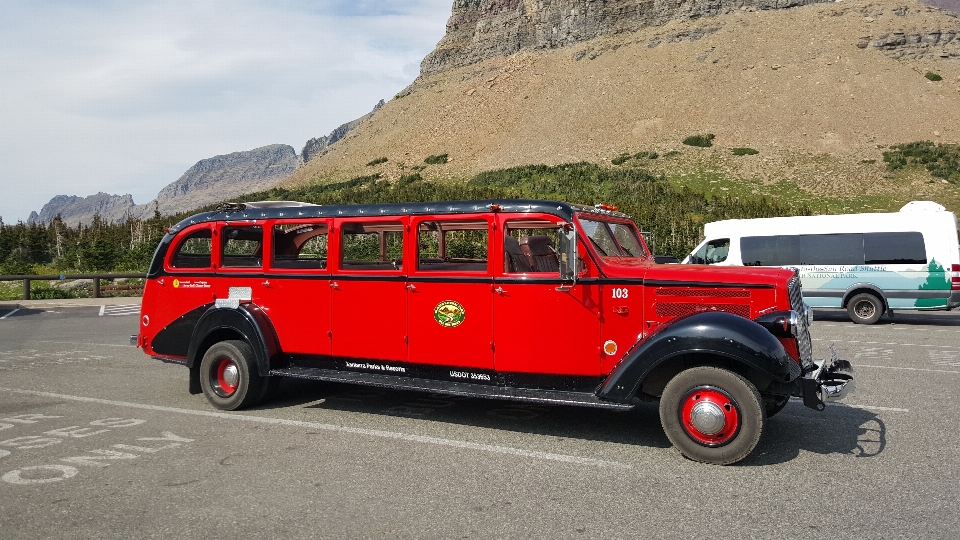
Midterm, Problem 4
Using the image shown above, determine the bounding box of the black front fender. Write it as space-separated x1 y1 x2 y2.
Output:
598 311 797 402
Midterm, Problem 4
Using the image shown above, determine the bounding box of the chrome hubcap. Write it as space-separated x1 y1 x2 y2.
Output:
221 364 239 387
689 401 726 435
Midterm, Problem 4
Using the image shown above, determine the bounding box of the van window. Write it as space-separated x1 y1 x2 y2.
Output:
742 232 927 266
863 232 926 264
418 220 488 272
340 221 404 270
690 238 730 264
171 229 212 269
221 226 263 268
273 224 328 269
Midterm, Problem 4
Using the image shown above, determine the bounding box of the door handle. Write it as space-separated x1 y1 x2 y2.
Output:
261 280 271 287
330 281 339 289
495 286 506 295
406 284 417 291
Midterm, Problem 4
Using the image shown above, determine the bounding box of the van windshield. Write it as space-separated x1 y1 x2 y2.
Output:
579 218 647 258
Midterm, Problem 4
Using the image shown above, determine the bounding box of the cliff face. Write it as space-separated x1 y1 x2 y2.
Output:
420 0 835 75
153 144 298 216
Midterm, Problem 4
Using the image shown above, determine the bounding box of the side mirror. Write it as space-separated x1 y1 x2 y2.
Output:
557 223 578 291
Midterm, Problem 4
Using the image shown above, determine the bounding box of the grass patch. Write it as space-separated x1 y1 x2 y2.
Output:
682 134 715 148
424 154 449 165
731 147 759 156
925 72 943 82
366 157 388 166
613 151 659 165
883 141 960 184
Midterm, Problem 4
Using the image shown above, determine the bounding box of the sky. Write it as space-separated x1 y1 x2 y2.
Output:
0 0 452 224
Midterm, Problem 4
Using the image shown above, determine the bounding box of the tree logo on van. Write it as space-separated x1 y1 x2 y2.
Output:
434 300 465 328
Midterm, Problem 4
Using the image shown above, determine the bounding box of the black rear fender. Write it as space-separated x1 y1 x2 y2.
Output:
598 311 797 402
186 304 282 394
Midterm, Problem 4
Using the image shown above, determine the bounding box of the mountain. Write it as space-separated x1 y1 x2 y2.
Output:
286 0 960 212
28 193 138 228
300 100 385 165
151 144 298 216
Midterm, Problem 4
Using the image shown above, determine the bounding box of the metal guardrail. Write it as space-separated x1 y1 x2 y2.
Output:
0 273 145 300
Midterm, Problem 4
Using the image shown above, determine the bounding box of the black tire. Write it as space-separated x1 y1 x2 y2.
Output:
765 395 790 418
847 293 884 325
659 366 765 465
199 340 263 411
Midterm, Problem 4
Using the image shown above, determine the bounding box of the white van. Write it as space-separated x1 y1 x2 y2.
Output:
683 201 960 323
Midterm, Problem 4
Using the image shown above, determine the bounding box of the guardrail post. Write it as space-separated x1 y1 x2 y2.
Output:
23 279 30 300
93 279 101 299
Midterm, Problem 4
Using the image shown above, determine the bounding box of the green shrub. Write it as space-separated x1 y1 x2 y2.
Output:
611 153 631 165
424 154 449 165
682 134 715 148
731 147 759 156
663 150 681 158
366 157 388 167
925 72 942 82
883 141 960 184
635 151 658 160
29 286 75 300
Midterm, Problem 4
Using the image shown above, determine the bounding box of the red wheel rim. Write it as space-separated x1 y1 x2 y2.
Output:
679 386 740 447
213 357 239 397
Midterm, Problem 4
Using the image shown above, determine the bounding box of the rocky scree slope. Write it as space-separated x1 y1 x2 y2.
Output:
286 0 960 211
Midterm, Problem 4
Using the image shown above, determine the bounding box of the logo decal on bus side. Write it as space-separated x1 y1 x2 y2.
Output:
434 301 465 328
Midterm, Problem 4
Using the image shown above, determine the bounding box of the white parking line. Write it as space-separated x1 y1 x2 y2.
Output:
0 309 20 320
854 364 960 375
98 306 105 317
812 338 960 350
0 387 630 469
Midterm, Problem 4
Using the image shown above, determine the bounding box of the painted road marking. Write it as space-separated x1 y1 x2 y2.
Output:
101 305 139 317
0 309 20 320
855 364 960 375
0 387 629 469
812 338 960 350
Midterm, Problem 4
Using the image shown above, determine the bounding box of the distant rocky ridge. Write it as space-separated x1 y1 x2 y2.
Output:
419 0 835 76
300 100 385 165
29 100 385 226
28 193 139 227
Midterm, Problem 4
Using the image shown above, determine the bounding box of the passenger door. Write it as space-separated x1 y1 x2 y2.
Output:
260 221 332 356
492 216 602 376
406 216 495 371
329 218 408 363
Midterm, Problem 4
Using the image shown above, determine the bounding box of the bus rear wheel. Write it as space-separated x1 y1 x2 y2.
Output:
199 340 263 410
847 293 884 325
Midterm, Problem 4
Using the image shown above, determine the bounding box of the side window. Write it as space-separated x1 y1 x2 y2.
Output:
705 238 730 264
864 232 926 264
273 224 328 269
418 220 489 272
221 226 263 268
170 229 212 269
340 221 404 270
504 220 562 273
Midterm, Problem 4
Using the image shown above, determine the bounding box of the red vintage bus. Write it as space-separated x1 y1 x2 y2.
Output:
133 199 853 464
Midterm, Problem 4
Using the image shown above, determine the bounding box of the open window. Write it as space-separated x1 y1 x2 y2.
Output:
170 228 212 269
340 221 404 271
221 226 263 268
417 220 489 272
690 238 730 265
504 220 565 274
272 223 328 269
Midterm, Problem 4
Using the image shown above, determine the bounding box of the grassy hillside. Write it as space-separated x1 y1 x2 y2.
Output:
283 0 960 214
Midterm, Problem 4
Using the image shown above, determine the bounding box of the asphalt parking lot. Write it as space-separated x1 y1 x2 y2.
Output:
1 300 958 538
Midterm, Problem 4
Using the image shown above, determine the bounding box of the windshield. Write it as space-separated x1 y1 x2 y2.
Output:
579 218 648 258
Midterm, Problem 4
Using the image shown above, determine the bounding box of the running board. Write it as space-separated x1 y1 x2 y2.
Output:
269 366 634 411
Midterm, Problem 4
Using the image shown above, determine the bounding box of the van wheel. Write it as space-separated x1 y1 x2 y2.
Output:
199 340 263 411
659 367 765 465
847 293 884 324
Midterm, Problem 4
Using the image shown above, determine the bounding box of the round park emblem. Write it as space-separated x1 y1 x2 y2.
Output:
434 300 465 328
173 279 180 288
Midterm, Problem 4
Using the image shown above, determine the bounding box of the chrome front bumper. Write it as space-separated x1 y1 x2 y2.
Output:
798 351 855 411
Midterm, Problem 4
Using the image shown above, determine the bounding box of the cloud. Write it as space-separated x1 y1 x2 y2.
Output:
0 0 452 223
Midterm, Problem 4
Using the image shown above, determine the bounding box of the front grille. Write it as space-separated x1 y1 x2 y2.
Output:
655 302 751 318
788 275 815 370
